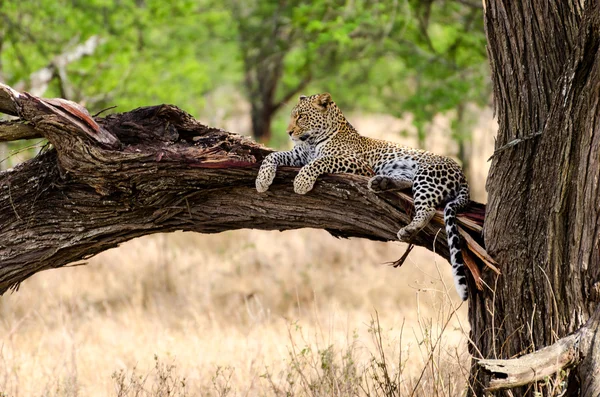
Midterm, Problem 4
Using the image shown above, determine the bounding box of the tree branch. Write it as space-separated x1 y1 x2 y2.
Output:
0 84 488 295
478 305 600 394
0 83 19 116
13 35 104 97
0 119 41 142
272 72 312 113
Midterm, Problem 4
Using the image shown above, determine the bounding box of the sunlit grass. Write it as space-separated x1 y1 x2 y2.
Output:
0 229 469 396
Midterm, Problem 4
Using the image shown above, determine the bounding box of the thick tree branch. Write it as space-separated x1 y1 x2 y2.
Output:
0 120 41 142
0 84 488 295
478 305 600 395
0 83 19 116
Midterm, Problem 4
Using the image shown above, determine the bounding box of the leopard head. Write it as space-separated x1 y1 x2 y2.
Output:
287 93 344 144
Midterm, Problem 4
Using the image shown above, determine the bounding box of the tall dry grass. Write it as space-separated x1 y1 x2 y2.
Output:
0 230 470 396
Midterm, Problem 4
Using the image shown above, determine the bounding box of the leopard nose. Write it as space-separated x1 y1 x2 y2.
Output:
287 129 293 136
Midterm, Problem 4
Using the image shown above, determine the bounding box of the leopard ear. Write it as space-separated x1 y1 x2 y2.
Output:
299 95 308 100
314 92 332 110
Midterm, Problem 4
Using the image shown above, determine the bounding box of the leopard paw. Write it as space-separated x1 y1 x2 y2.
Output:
368 175 413 192
293 175 315 195
368 175 391 192
397 227 415 242
256 180 270 193
256 165 276 193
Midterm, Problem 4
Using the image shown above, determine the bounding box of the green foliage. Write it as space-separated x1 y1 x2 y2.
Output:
322 1 490 146
0 0 240 114
0 0 490 152
233 0 489 147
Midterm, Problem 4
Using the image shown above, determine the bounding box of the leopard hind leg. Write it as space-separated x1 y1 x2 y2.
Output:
397 202 436 241
396 173 443 241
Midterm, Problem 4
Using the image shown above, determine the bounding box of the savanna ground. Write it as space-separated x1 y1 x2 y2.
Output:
0 110 495 396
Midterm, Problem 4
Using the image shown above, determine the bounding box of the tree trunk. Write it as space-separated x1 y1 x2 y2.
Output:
243 57 280 143
0 83 491 295
471 1 600 394
250 100 274 143
241 44 285 143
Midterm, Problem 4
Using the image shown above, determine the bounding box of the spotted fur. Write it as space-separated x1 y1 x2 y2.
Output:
256 93 470 300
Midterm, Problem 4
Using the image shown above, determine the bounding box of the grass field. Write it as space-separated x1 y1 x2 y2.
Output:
0 230 471 396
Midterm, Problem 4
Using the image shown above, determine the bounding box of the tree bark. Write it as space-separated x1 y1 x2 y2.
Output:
0 83 490 295
472 0 600 394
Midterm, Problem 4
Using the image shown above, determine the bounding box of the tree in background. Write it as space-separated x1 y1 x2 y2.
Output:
0 0 490 170
228 0 490 152
228 0 400 142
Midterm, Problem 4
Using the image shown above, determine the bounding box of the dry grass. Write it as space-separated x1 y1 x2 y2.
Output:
0 229 470 396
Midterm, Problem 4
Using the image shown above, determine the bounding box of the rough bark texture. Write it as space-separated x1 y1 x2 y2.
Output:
0 83 488 296
0 120 40 142
473 0 600 394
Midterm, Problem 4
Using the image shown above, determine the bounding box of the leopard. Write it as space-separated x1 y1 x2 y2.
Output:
255 93 470 300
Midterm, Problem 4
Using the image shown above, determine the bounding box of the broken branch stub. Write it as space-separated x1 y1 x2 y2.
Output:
478 305 600 395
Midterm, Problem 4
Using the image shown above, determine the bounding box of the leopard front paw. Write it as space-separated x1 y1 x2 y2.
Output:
293 175 315 195
256 165 276 193
368 175 391 192
397 227 415 242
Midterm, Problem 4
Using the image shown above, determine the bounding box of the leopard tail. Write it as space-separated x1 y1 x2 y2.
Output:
443 183 470 301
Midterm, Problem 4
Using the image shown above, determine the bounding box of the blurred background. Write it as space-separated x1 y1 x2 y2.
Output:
0 0 495 395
